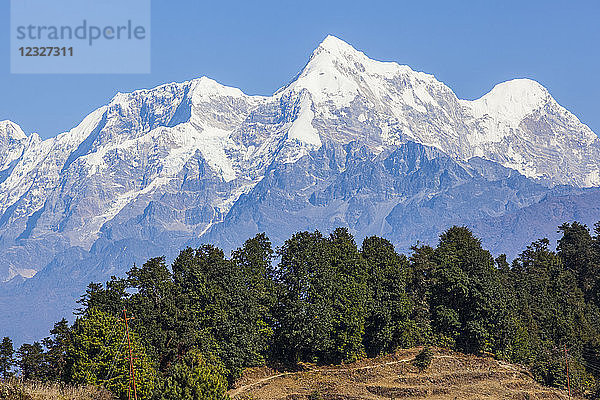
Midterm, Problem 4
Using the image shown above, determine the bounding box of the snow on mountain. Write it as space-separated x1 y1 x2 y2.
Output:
461 79 600 185
0 120 28 172
4 38 595 222
467 79 549 125
1 35 599 343
277 36 600 186
1 34 599 280
0 120 26 141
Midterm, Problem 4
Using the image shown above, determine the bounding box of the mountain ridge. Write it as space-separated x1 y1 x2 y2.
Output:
0 35 599 343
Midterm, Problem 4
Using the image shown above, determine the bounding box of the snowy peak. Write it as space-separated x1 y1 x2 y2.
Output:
282 36 364 105
467 79 551 124
313 35 367 60
456 77 600 186
0 36 598 205
108 77 249 109
273 37 599 187
0 121 28 171
190 76 248 102
310 35 404 74
0 120 27 141
284 35 439 110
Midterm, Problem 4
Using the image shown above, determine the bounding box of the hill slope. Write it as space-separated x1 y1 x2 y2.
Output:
230 348 579 400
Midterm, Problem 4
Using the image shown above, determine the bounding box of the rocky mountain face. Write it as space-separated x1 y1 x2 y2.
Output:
1 35 599 343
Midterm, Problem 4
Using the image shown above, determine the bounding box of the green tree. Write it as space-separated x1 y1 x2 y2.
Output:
16 342 45 380
413 346 433 371
65 308 156 399
594 222 600 307
231 233 277 352
0 337 15 379
127 257 179 372
428 226 505 354
361 236 415 356
228 234 277 366
273 231 327 364
328 228 368 363
510 238 595 390
156 349 229 400
407 245 435 345
274 229 367 364
171 245 225 357
76 278 128 317
172 239 276 381
558 222 599 301
46 223 600 394
41 319 72 381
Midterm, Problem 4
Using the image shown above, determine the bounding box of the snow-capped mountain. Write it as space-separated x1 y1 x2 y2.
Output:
0 121 28 171
275 36 600 185
1 35 599 343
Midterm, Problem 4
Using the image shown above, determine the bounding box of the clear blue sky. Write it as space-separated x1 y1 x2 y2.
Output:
1 0 599 139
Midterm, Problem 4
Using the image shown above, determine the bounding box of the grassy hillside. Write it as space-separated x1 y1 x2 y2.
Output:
0 379 113 400
229 348 581 400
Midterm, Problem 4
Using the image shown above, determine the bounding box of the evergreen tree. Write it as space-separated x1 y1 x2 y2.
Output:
127 257 179 371
361 236 415 356
274 229 367 364
156 349 229 400
229 234 277 365
17 342 45 380
65 308 156 399
172 240 276 381
428 226 505 353
76 278 128 317
41 319 72 381
327 228 368 363
558 222 599 301
0 337 15 379
407 245 435 345
594 222 600 307
23 222 600 395
274 231 328 364
511 238 595 390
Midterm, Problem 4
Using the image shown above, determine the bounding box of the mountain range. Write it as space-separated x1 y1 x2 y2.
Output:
1 35 599 343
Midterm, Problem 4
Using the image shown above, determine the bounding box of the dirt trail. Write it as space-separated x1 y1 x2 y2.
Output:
229 357 415 398
228 348 576 400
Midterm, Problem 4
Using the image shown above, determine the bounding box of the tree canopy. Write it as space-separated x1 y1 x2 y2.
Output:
8 223 600 398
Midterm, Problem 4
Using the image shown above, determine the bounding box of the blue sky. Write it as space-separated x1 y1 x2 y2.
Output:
1 0 599 139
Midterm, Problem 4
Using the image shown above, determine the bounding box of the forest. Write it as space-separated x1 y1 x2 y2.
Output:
1 222 599 399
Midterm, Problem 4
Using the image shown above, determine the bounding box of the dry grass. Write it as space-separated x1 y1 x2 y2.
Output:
229 347 583 400
0 378 114 400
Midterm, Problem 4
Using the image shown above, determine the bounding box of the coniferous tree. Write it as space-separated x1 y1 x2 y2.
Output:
274 229 368 364
156 349 229 400
76 278 128 317
20 221 600 395
230 234 277 366
428 226 505 353
327 228 368 363
558 222 599 301
127 257 179 371
362 236 415 356
273 231 327 364
65 308 156 399
41 319 72 381
172 239 276 381
511 238 595 390
17 342 45 380
0 337 15 379
407 244 435 345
